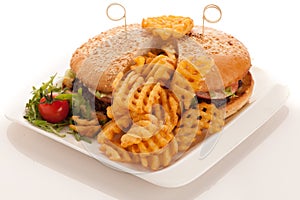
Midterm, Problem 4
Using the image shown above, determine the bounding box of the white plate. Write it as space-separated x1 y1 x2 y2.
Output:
5 67 289 188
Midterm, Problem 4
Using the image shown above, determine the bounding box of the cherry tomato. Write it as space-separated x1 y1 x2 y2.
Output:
38 94 70 123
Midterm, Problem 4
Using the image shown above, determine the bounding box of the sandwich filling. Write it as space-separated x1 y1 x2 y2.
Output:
196 72 252 108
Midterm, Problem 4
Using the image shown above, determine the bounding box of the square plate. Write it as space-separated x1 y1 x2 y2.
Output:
5 67 289 188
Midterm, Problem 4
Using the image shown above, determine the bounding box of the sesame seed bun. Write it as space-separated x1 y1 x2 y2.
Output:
70 24 152 93
69 24 254 118
188 26 253 118
188 26 252 92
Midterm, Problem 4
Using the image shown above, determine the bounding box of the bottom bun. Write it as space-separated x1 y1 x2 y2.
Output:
225 72 254 119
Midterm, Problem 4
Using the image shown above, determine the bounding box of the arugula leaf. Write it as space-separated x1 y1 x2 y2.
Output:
23 74 94 142
24 74 69 137
224 86 237 98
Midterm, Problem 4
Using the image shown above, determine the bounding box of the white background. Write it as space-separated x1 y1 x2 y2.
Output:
1 0 299 199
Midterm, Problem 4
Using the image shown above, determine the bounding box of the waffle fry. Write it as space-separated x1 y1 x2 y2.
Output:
121 116 162 148
70 115 101 137
97 120 178 170
111 71 145 130
137 52 176 86
174 108 199 151
146 59 175 85
112 71 124 90
176 57 214 92
126 124 174 153
142 15 194 40
98 62 181 170
176 59 203 91
98 134 132 162
135 138 178 170
174 102 225 151
145 51 157 64
97 46 225 171
69 124 101 137
155 88 179 129
97 121 123 144
170 71 195 110
198 102 225 134
125 84 179 152
128 82 161 114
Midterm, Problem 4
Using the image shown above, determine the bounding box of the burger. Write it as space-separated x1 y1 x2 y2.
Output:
60 16 255 170
63 23 253 123
189 26 254 118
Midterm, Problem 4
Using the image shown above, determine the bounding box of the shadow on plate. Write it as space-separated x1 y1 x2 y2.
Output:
6 105 289 200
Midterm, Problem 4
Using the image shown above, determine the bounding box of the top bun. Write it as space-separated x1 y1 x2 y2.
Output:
70 24 153 93
70 24 251 93
189 26 251 92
